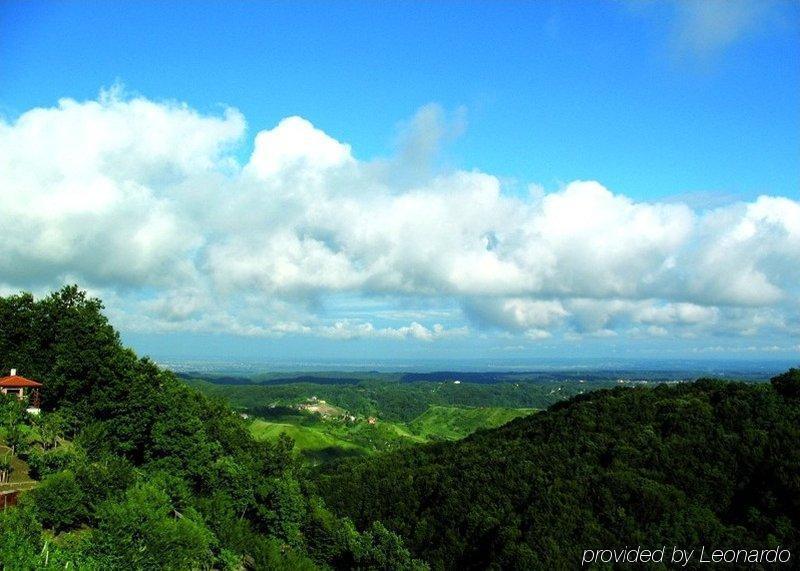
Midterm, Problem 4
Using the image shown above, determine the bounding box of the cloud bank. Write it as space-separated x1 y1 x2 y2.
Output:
1 91 798 347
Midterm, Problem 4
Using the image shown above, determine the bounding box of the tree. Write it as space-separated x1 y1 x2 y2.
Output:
253 476 307 548
5 424 27 456
0 394 26 430
72 455 136 522
35 411 66 450
360 521 428 571
31 470 87 532
26 446 82 479
0 286 423 569
771 368 800 399
316 377 800 569
0 454 11 484
88 482 215 570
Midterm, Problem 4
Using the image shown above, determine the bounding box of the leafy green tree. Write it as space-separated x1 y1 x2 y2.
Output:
0 287 433 569
35 411 66 450
303 497 363 566
254 476 307 548
88 482 215 570
0 394 26 430
72 455 136 522
26 445 82 479
318 379 800 569
32 470 87 532
360 521 428 571
0 454 11 484
208 455 255 519
5 424 27 456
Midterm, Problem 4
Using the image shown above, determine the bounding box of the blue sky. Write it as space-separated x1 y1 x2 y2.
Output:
1 1 799 364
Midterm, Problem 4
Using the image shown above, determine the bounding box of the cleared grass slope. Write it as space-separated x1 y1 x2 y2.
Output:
249 420 360 452
408 405 536 440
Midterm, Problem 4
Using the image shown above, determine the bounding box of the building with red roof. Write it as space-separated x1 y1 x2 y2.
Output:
0 369 42 409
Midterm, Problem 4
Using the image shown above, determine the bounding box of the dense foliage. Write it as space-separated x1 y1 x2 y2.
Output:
0 287 425 569
316 374 800 569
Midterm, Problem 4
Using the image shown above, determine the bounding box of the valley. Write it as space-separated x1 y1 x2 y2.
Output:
246 403 533 463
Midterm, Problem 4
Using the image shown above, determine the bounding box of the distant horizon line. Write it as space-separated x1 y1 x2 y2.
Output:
157 356 798 375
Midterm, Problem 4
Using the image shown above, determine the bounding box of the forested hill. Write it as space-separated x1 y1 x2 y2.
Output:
315 372 800 570
0 287 425 569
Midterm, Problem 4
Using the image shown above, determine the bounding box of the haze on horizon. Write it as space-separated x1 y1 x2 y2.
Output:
1 0 799 363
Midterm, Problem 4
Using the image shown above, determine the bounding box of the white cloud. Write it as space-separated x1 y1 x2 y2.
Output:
1 90 798 345
671 0 783 57
0 88 243 287
464 298 568 336
246 116 353 180
524 329 552 341
314 321 468 342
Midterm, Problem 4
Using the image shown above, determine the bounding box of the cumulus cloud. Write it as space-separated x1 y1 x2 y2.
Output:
0 89 243 287
246 116 354 180
1 90 798 346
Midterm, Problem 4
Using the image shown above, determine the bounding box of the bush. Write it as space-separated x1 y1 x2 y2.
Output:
88 482 215 570
27 446 81 479
0 505 43 567
31 470 87 532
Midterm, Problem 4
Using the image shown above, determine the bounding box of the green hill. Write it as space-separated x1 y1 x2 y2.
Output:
249 415 429 463
247 405 535 464
316 374 800 570
250 419 365 463
408 405 535 440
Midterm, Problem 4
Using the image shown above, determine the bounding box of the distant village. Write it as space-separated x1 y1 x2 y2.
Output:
297 396 378 425
244 395 379 426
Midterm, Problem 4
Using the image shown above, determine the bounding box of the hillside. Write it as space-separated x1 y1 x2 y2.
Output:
408 405 535 440
249 419 365 463
0 287 426 570
316 373 800 570
247 405 525 464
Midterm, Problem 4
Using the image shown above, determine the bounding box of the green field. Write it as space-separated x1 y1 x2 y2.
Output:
249 404 535 463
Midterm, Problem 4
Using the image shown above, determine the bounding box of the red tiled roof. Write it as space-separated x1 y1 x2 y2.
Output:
0 375 42 388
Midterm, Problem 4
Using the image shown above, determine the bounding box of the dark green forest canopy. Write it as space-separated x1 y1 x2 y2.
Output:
315 373 800 570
